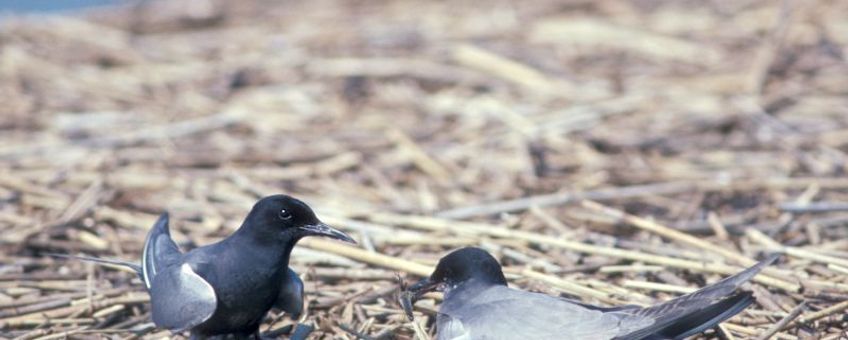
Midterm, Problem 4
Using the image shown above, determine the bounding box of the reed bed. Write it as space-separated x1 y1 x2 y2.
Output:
1 0 847 338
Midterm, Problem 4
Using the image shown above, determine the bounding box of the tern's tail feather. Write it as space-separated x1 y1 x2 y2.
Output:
617 253 780 340
650 292 754 340
48 253 143 277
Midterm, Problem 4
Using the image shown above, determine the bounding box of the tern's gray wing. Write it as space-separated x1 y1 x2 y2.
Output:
273 267 305 319
150 262 217 332
141 213 183 289
615 254 779 340
438 285 651 340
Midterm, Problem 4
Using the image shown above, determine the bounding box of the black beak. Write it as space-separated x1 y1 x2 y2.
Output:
299 222 356 244
400 277 441 320
407 277 441 302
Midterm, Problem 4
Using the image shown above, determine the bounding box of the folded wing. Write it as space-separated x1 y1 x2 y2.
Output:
150 263 217 332
615 254 780 340
273 267 305 319
439 285 651 340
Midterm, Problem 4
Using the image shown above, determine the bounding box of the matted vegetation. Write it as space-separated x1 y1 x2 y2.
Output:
1 0 847 338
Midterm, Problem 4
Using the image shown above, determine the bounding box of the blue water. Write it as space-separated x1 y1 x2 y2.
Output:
0 0 123 13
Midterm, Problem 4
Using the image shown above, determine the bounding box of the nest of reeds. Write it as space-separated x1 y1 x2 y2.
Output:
1 0 847 338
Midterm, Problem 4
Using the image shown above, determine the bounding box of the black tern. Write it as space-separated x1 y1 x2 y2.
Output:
403 247 778 340
55 194 355 339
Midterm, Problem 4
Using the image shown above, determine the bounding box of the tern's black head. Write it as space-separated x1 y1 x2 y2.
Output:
430 247 507 287
405 247 506 304
240 195 355 244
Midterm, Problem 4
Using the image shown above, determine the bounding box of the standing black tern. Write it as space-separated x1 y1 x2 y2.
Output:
403 247 778 340
54 194 355 339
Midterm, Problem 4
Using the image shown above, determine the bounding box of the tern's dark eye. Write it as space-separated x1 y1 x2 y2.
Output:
278 209 292 220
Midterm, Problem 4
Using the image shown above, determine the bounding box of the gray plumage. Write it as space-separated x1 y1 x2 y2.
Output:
406 247 778 340
143 213 218 333
436 283 651 340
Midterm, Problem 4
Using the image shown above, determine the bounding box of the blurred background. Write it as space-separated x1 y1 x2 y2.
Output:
1 0 847 338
